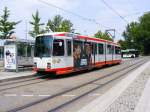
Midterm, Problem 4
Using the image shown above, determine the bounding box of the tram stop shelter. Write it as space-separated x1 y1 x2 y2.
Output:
4 39 34 72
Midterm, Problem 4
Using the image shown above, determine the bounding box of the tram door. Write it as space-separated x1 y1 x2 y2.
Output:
92 43 97 66
84 42 93 68
73 40 92 69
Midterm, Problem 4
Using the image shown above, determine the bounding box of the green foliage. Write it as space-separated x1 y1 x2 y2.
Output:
117 40 128 50
60 19 73 32
29 10 45 38
94 30 113 41
0 7 20 39
139 12 150 55
122 22 139 49
122 12 150 55
46 15 73 32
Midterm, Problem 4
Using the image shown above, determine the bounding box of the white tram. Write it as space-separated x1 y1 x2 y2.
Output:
33 32 121 75
121 49 139 58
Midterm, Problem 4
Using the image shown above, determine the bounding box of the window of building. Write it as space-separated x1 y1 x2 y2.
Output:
27 45 32 57
0 47 4 59
17 43 27 57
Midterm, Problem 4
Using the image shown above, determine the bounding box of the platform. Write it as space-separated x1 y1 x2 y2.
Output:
78 60 150 112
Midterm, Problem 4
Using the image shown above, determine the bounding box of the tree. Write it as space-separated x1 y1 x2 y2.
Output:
29 10 44 38
122 22 139 49
94 30 113 41
138 12 150 55
117 39 128 50
60 19 73 32
46 15 73 32
122 12 150 55
0 7 20 39
53 15 63 32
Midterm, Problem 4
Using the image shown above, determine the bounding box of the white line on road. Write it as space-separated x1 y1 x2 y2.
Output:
4 94 17 96
21 94 34 97
38 94 51 97
62 94 76 97
88 93 101 96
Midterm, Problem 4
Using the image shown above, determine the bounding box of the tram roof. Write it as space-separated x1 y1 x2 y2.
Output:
37 32 120 46
121 49 139 52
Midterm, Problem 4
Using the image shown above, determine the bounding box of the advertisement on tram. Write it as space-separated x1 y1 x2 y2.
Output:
73 40 92 69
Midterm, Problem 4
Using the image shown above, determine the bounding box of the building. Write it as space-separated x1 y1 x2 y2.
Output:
0 39 6 60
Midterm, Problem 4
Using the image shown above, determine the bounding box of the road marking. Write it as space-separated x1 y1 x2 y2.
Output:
62 94 76 97
88 93 101 96
38 94 51 97
4 94 17 96
21 94 34 97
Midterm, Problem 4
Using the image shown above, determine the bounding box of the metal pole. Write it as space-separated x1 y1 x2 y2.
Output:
15 43 18 72
25 20 28 41
105 29 116 41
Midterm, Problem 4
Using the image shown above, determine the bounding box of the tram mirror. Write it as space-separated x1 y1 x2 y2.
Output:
59 42 62 46
54 40 63 47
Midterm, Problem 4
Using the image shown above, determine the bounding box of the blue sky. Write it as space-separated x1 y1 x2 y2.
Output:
0 0 149 41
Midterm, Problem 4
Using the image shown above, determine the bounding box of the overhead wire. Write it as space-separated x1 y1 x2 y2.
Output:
37 0 112 29
100 0 129 23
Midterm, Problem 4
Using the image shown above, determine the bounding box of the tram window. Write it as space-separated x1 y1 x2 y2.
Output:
67 40 72 56
53 39 64 56
112 46 115 54
91 43 97 55
95 43 97 54
91 43 94 55
107 45 112 54
98 43 104 54
115 47 121 54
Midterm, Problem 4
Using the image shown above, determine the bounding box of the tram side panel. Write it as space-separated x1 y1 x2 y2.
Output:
51 38 73 74
113 46 122 64
97 42 105 67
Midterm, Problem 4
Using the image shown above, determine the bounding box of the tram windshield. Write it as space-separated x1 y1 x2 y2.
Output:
34 36 53 57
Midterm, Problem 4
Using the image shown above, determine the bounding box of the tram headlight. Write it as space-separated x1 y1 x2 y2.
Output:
34 62 37 68
47 63 51 69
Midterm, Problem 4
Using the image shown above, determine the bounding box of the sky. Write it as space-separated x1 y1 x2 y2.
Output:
0 0 149 41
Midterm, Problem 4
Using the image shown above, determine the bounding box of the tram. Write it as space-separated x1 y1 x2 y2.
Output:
33 32 121 75
121 49 139 58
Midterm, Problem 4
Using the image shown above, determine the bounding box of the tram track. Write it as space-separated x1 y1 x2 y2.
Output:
48 59 148 112
0 75 45 86
0 74 50 92
0 57 139 93
7 57 149 112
